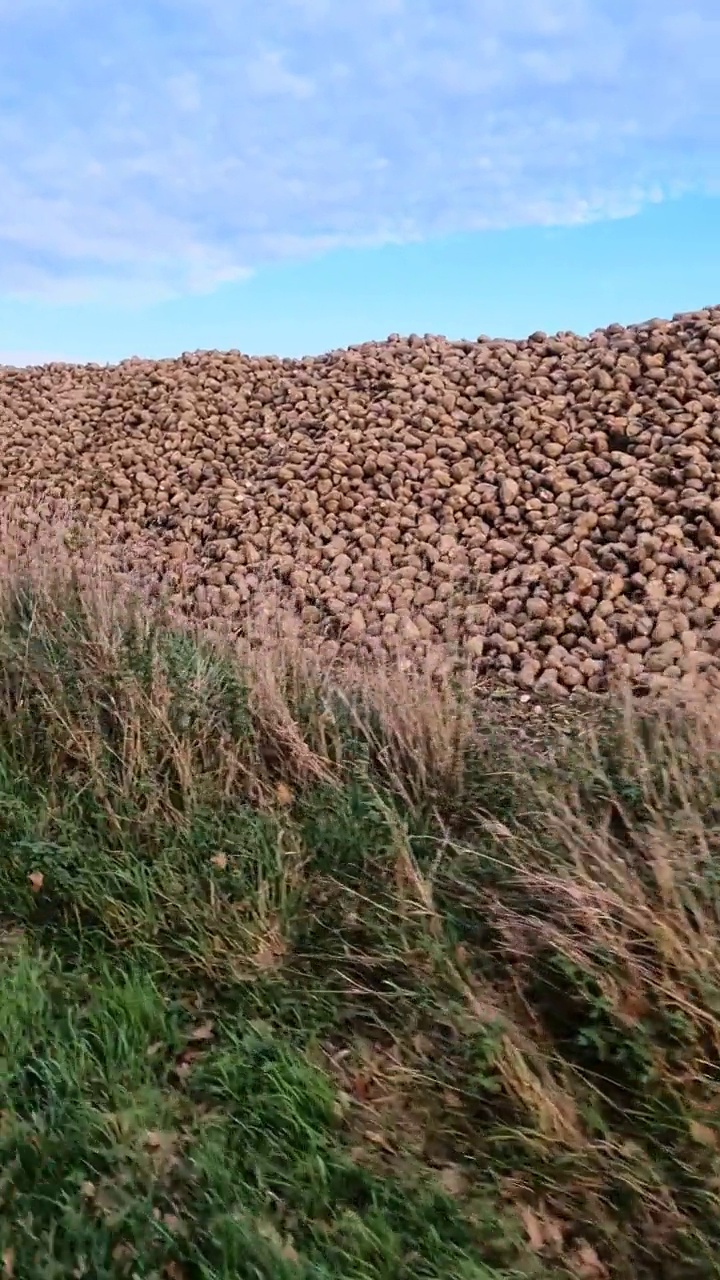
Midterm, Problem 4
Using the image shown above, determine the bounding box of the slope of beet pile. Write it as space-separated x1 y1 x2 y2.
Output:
3 306 720 694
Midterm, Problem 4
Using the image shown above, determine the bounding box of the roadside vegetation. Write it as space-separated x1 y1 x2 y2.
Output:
0 524 719 1279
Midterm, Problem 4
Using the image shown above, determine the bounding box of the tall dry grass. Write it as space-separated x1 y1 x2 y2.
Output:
1 496 720 1276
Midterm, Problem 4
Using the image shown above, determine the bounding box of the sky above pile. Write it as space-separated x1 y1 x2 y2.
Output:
1 0 719 363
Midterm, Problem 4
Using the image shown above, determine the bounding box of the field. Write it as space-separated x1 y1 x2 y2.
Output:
1 526 719 1279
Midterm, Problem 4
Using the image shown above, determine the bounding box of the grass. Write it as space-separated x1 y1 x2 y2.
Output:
1 524 720 1276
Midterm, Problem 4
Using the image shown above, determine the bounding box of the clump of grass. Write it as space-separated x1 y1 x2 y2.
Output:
0 512 719 1278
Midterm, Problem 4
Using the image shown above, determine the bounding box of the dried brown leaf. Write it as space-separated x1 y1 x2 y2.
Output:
437 1165 468 1196
174 1049 202 1080
518 1204 565 1253
255 930 287 970
256 1218 300 1262
412 1032 433 1057
364 1128 394 1151
519 1206 545 1252
112 1243 136 1264
568 1241 608 1279
350 1073 371 1102
189 1020 215 1042
689 1120 718 1147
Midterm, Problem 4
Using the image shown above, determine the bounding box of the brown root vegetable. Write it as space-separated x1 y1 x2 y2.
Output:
3 308 720 692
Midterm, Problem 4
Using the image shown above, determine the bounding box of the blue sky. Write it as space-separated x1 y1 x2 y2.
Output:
1 1 719 365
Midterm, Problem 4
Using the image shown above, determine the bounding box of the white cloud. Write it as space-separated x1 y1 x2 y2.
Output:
0 0 718 302
244 48 316 99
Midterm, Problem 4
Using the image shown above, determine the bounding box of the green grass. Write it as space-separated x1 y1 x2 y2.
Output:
1 564 720 1278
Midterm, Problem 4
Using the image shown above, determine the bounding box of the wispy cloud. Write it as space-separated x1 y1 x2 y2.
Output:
0 0 718 302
